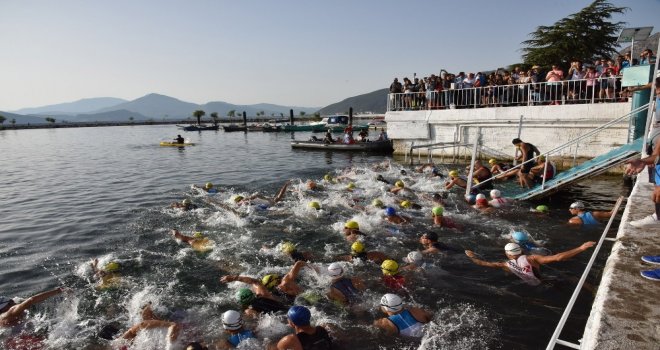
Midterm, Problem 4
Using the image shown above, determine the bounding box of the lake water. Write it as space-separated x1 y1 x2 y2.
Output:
0 125 628 349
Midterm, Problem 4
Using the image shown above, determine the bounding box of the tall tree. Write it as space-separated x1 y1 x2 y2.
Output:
11 118 16 125
210 112 219 125
0 115 5 124
193 110 206 125
521 0 627 69
45 117 56 124
227 110 236 119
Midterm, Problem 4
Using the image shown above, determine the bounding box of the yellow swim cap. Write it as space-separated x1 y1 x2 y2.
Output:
193 232 203 238
347 183 356 190
104 261 120 272
281 242 296 254
205 182 213 189
232 195 244 202
400 200 411 208
323 174 333 182
182 199 192 206
345 221 359 230
538 155 546 162
488 159 497 165
448 170 459 177
261 274 281 289
309 201 321 210
381 260 399 276
395 180 405 188
372 199 384 208
351 241 365 253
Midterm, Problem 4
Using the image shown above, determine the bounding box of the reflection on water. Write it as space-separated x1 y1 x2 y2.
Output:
0 126 626 349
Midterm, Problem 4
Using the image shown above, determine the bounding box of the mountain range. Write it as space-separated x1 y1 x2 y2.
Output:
1 90 388 125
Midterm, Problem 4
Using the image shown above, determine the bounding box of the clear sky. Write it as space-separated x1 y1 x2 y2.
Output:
0 0 658 111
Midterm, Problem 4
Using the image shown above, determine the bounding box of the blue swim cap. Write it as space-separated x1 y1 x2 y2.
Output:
512 231 529 243
384 206 396 216
257 204 269 210
465 194 476 204
287 305 311 326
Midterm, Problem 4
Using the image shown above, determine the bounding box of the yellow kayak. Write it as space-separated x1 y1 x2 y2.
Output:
160 141 195 147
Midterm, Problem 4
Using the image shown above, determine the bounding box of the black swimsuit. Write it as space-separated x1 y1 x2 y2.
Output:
249 297 288 314
296 326 332 350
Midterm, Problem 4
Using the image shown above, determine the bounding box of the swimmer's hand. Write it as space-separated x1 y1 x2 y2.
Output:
220 275 237 283
465 250 477 258
167 323 179 341
624 159 646 175
580 241 596 250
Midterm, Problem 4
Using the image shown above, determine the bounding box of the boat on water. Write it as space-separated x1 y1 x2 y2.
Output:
160 141 195 147
307 115 370 133
291 139 393 152
282 121 327 132
262 123 282 132
179 124 219 131
223 124 247 132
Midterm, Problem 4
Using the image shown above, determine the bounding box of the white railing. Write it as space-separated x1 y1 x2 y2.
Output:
387 77 625 111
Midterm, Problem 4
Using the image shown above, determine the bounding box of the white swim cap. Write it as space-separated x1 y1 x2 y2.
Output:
490 189 501 198
404 251 423 264
328 262 344 277
570 201 585 209
504 243 522 255
222 310 243 330
476 193 486 200
380 293 403 312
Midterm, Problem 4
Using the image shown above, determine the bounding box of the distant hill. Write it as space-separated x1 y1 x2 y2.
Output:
13 97 127 115
93 93 198 119
74 109 150 122
318 88 388 115
0 111 46 125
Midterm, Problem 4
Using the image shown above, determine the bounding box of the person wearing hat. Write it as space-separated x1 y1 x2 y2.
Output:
390 180 411 195
192 182 218 194
416 163 443 178
567 201 612 225
530 204 550 215
530 155 556 183
171 229 215 253
271 305 332 350
0 287 65 327
431 206 457 229
419 232 460 254
510 231 551 256
445 170 468 190
339 241 389 264
488 158 512 176
326 262 365 305
374 293 432 337
470 160 494 191
170 198 197 210
381 260 406 290
214 310 256 349
400 251 428 272
280 241 314 262
342 220 365 242
383 206 411 225
91 258 123 290
472 196 493 212
464 241 595 285
488 189 509 208
512 138 541 189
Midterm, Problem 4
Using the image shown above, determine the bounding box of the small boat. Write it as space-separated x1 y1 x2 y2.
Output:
180 124 219 131
307 115 370 133
283 123 327 132
223 124 247 132
160 141 195 147
262 122 282 132
290 139 393 152
247 124 264 132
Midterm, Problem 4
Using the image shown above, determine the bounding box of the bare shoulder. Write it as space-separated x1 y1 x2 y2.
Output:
277 334 302 350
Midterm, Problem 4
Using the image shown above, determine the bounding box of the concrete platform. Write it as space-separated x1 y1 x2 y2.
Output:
582 179 660 349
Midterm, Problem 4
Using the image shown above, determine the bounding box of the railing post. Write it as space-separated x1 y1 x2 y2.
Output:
541 155 549 190
513 115 523 166
591 82 596 104
465 128 481 197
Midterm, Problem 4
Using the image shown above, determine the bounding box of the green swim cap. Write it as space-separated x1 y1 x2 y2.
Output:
236 288 255 306
432 206 444 216
104 261 120 272
193 232 203 238
535 205 549 213
309 201 321 210
372 199 384 208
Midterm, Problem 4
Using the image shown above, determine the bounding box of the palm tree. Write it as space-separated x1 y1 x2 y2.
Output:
45 117 56 124
227 110 236 120
299 111 306 117
193 110 206 125
0 115 5 124
11 118 16 126
128 116 134 123
210 112 219 125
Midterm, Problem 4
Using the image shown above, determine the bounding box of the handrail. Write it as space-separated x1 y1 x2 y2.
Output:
545 196 625 350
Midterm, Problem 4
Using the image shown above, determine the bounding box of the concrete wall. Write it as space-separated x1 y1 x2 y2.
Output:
386 102 633 159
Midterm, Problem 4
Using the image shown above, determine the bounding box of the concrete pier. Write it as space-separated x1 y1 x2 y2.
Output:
581 178 660 349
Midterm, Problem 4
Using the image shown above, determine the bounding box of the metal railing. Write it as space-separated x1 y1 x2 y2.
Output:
387 77 625 111
545 196 625 350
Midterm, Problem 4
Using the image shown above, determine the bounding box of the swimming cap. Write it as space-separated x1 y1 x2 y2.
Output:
351 241 365 253
381 260 399 276
512 138 522 145
345 221 359 229
512 231 529 243
476 198 489 206
421 232 438 241
372 199 384 208
465 194 476 204
380 293 403 312
504 243 522 256
432 206 444 216
323 174 332 182
476 193 486 200
327 262 344 277
400 200 411 209
222 310 243 330
570 201 585 209
232 195 244 202
193 232 203 238
535 205 549 213
104 261 120 272
236 288 255 306
205 182 213 189
182 199 192 206
488 159 497 165
538 156 546 162
404 251 423 264
287 305 311 326
261 274 281 289
309 201 321 210
384 206 396 216
347 183 356 190
395 180 405 188
490 189 501 198
448 170 459 177
281 242 296 254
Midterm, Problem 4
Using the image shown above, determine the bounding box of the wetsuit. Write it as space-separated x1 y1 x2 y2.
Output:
521 143 540 174
330 277 360 304
271 287 296 305
577 212 599 225
228 329 255 347
387 310 425 337
296 326 332 350
383 274 406 290
506 255 542 286
248 297 288 314
520 242 551 256
431 242 462 253
290 250 307 262
351 252 368 261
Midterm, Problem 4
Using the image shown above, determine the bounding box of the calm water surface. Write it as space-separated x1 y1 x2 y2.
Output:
0 125 628 349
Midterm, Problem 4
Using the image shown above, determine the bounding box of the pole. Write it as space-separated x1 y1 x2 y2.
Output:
242 111 247 126
641 36 660 155
513 115 523 165
349 107 353 127
465 128 480 197
630 38 635 67
289 109 294 125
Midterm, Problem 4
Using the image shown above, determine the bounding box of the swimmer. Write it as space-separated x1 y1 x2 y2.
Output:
419 232 460 254
568 201 613 225
416 163 443 177
470 160 494 192
192 182 218 194
0 287 65 327
430 206 457 229
375 174 390 184
326 263 365 305
373 293 432 337
400 200 422 210
530 205 550 215
280 242 314 262
343 220 366 242
530 156 556 183
305 180 323 192
233 181 291 207
472 196 493 213
488 158 512 175
214 310 256 349
511 231 552 256
322 174 337 184
269 306 332 350
488 189 510 208
383 206 410 224
345 182 357 192
220 261 305 306
464 241 596 285
445 170 468 190
308 201 321 211
91 258 122 290
400 251 428 272
171 198 197 210
229 287 288 317
390 180 407 194
171 229 214 252
98 304 180 344
339 241 389 264
371 198 385 210
381 260 406 290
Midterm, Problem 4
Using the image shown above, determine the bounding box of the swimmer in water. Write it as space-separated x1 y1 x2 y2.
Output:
400 251 428 272
416 163 444 178
280 242 314 262
430 206 457 229
371 198 385 210
343 220 366 242
373 293 432 337
488 189 510 208
171 198 197 210
326 262 365 305
390 180 408 195
568 201 613 225
339 241 389 264
91 259 122 290
375 174 390 184
464 241 596 285
488 158 512 176
381 260 406 290
400 200 422 210
192 182 218 194
419 232 461 254
530 205 550 215
213 310 256 349
445 170 468 190
473 196 493 213
226 285 288 317
383 206 411 224
234 181 291 207
221 261 305 306
511 231 551 256
269 306 333 350
171 229 215 252
0 287 65 327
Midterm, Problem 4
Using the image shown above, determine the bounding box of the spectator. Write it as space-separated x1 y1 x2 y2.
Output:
389 78 402 110
640 49 656 65
545 64 564 105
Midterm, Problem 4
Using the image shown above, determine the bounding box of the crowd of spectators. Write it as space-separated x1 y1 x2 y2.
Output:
389 49 656 111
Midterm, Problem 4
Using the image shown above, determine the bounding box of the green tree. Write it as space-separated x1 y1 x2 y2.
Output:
193 110 206 125
210 112 219 125
227 110 236 119
0 115 5 124
11 118 16 126
521 0 627 70
129 116 134 123
299 111 306 117
45 117 56 124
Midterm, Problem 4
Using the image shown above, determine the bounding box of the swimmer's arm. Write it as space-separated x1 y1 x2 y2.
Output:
568 216 583 225
122 320 178 341
12 287 64 315
592 210 613 220
276 334 303 350
373 318 398 336
531 241 595 265
464 251 507 269
283 261 305 283
327 287 347 304
220 275 269 295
